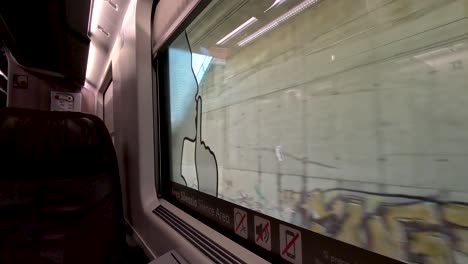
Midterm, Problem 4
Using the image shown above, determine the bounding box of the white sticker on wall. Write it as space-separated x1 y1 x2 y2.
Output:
50 91 81 112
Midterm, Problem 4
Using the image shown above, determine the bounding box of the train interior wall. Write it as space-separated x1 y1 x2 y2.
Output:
4 51 95 113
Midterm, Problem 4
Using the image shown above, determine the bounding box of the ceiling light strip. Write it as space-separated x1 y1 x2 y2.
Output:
238 0 319 47
98 25 111 37
89 0 104 35
105 0 119 11
0 70 7 80
216 17 258 45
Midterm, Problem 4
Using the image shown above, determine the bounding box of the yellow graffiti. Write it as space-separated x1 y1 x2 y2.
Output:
443 204 468 227
453 229 468 255
385 203 438 225
280 189 468 263
335 202 364 247
306 191 344 219
310 222 326 235
409 232 452 264
367 216 404 260
307 191 331 218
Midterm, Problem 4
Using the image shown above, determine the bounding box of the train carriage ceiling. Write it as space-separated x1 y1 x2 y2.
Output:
0 0 92 85
85 0 131 88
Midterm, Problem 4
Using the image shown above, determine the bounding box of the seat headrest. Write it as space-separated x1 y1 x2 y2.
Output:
0 108 115 179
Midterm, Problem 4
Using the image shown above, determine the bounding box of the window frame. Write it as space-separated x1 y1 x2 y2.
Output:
151 3 287 259
151 2 403 263
152 0 212 200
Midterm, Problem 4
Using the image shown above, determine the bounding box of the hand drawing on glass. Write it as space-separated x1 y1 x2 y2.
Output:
168 32 219 197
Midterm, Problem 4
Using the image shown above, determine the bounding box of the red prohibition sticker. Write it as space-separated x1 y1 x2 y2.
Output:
279 224 302 264
254 216 271 251
233 208 248 239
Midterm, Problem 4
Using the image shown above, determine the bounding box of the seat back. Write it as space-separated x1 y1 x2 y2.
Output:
0 108 126 264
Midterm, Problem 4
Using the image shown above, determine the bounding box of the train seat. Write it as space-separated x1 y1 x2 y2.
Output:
0 108 128 264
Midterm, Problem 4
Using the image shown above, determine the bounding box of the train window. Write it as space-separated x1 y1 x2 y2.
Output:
157 0 468 263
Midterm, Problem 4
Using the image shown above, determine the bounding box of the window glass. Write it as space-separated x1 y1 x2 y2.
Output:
165 0 468 262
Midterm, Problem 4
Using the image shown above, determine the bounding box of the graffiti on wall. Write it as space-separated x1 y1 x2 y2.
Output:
220 184 468 264
277 189 468 264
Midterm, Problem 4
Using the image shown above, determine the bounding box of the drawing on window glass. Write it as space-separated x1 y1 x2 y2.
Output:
168 32 218 197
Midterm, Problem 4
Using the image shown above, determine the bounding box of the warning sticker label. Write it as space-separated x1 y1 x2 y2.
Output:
234 208 248 239
254 216 271 251
280 224 302 264
168 182 402 264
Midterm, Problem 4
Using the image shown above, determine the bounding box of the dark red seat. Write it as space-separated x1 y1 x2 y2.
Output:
0 108 127 264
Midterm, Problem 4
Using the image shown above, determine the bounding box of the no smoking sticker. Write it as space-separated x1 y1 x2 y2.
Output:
254 216 271 251
280 224 302 264
234 208 248 239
